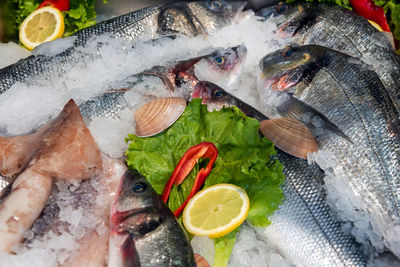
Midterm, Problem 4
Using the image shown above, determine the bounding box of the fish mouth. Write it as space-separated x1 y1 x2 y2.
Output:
112 206 162 236
259 74 296 91
192 82 209 103
112 206 153 228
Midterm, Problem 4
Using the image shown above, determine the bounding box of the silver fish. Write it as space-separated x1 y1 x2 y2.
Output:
0 0 247 94
0 45 246 202
260 2 400 112
192 81 366 267
259 45 400 258
78 45 247 120
109 169 195 267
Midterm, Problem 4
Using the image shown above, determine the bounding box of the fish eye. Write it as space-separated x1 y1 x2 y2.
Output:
283 48 293 57
213 89 224 98
214 56 225 65
277 5 288 14
132 182 146 193
209 1 222 10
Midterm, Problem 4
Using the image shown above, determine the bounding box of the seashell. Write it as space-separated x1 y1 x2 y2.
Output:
260 118 318 159
134 97 186 137
194 253 211 267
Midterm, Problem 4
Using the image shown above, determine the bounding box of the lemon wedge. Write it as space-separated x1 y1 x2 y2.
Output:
183 184 249 238
19 6 65 51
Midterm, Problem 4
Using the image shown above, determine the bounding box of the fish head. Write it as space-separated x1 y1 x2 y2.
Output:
275 4 313 37
192 81 266 121
186 1 248 33
110 170 164 237
259 45 316 91
192 81 232 106
256 2 290 20
194 45 247 88
257 3 309 37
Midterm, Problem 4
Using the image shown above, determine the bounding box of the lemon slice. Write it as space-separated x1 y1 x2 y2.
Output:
19 6 65 50
183 184 249 238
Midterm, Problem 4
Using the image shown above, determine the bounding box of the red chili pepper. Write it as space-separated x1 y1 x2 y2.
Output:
350 0 390 32
161 142 218 217
38 0 70 12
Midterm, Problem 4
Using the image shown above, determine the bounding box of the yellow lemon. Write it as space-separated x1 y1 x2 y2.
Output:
183 184 249 238
19 6 65 51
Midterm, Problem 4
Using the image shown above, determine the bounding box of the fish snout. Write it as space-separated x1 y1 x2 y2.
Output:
228 1 251 23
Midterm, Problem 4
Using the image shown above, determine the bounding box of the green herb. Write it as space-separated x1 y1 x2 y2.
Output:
63 0 100 36
125 98 285 266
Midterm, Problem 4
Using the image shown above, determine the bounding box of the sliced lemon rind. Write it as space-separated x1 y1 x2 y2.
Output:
183 184 249 238
19 6 65 51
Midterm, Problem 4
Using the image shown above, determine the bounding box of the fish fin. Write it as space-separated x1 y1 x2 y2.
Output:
277 95 352 142
260 118 318 159
121 236 140 267
106 88 133 93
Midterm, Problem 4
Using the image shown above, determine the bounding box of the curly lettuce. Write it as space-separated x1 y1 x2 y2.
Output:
126 99 285 266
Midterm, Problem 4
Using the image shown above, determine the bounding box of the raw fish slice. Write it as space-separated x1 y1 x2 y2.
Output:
0 132 43 177
30 99 102 179
0 99 102 253
0 99 102 180
0 167 52 252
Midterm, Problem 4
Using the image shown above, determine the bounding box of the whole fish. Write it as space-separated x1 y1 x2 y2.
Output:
259 45 400 258
0 45 246 200
79 45 247 120
109 169 195 267
0 0 246 94
192 81 366 267
257 3 400 111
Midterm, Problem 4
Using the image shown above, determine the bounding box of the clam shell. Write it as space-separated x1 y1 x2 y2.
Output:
260 118 318 159
134 97 186 137
194 254 211 267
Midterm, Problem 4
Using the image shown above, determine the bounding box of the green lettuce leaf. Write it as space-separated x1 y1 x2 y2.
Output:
214 227 240 267
126 98 285 266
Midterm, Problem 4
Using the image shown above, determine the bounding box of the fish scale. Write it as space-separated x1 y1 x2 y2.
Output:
0 1 246 94
261 152 366 267
259 44 400 258
279 3 400 112
0 5 161 94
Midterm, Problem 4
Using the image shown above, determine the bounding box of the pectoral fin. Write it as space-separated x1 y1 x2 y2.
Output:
277 95 351 142
260 118 318 159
